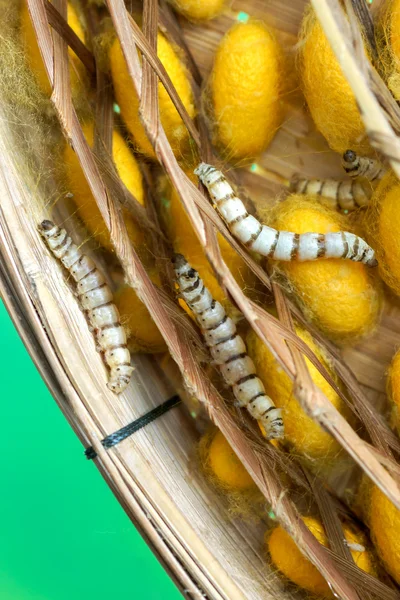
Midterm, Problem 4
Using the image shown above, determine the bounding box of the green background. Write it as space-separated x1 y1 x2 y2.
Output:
0 301 181 600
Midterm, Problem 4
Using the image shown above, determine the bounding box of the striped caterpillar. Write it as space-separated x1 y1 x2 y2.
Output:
195 163 378 267
290 176 370 211
38 220 133 394
173 253 284 440
342 150 386 182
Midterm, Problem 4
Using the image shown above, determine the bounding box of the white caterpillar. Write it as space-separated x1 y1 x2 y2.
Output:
290 175 370 211
342 150 386 182
38 220 133 394
173 254 284 440
195 163 377 267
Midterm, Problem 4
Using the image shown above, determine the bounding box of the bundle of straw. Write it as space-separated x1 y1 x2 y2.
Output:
2 0 400 598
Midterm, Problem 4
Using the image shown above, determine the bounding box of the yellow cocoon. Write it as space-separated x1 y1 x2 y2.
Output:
267 516 377 598
368 486 400 584
387 348 400 434
210 21 284 160
247 326 347 467
163 173 258 315
110 32 195 159
268 195 381 343
114 273 167 354
167 0 225 21
365 170 400 296
64 123 145 254
20 1 86 99
298 9 370 154
205 430 255 491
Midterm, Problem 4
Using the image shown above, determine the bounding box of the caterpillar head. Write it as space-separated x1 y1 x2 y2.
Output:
194 162 219 186
38 219 57 238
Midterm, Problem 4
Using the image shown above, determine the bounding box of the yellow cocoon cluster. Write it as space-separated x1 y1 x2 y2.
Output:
205 430 255 491
64 123 145 254
298 8 370 154
20 1 87 99
267 516 377 598
268 195 381 343
365 170 400 296
114 272 167 354
162 173 258 316
210 21 284 160
110 32 195 159
167 0 225 21
247 326 347 467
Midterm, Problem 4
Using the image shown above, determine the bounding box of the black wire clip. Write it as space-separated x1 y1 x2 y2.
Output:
85 394 181 460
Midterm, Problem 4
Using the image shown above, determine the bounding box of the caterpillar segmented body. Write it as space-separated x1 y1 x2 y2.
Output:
38 220 133 394
173 253 284 440
290 176 370 211
195 163 378 267
342 150 385 182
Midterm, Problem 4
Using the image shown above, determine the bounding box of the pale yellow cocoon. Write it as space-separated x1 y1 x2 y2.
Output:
268 195 381 343
109 32 195 159
167 0 226 21
298 8 371 154
365 170 400 296
64 123 145 254
114 271 167 354
267 516 377 598
20 1 87 99
247 326 347 468
161 171 259 316
205 430 255 491
210 21 284 160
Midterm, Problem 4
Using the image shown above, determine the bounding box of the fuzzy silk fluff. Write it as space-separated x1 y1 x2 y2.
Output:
267 516 377 598
63 123 145 254
298 8 371 154
20 1 87 101
268 195 382 343
209 20 284 160
109 32 195 159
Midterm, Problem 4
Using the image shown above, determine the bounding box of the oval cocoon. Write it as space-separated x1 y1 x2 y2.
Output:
369 485 400 584
387 347 400 434
205 430 255 491
298 9 370 154
114 274 167 354
268 195 381 343
162 172 258 316
365 170 400 296
267 516 377 598
210 21 284 160
167 0 225 21
64 123 145 254
110 32 195 159
247 326 347 468
20 1 87 99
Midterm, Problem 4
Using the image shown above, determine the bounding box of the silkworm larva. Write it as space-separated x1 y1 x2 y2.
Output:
195 163 377 267
38 220 133 394
173 253 284 440
290 176 370 211
342 150 386 182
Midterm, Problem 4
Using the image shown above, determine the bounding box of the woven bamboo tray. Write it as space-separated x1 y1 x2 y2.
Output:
2 0 400 598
